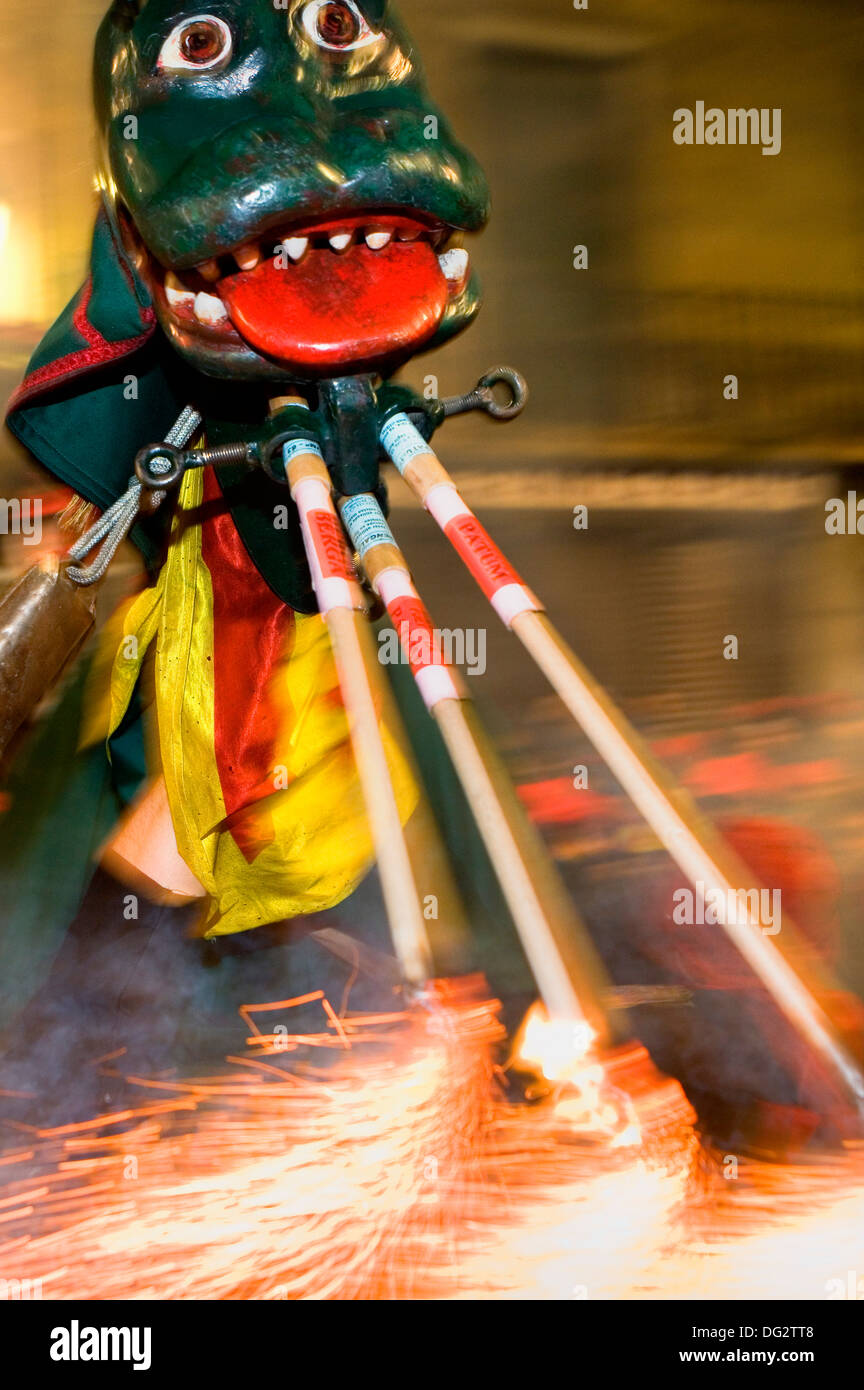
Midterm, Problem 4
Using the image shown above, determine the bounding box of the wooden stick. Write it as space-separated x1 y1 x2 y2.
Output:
339 492 611 1039
276 417 433 986
434 697 608 1036
380 412 864 1108
326 606 434 986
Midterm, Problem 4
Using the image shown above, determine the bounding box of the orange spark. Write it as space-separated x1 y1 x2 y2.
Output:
1 985 862 1300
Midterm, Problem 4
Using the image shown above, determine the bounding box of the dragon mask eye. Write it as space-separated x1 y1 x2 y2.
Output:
300 0 381 53
158 15 233 72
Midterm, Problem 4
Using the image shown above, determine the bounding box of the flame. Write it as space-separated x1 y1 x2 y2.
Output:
513 1001 643 1148
515 1002 596 1081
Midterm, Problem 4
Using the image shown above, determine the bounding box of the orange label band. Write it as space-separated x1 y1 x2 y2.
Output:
388 595 446 675
443 513 524 598
306 509 355 583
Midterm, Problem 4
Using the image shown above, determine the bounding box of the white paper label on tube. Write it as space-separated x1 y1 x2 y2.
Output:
341 494 396 557
379 414 431 474
282 437 324 466
316 576 356 615
425 483 469 528
376 569 414 605
415 664 462 711
491 583 543 627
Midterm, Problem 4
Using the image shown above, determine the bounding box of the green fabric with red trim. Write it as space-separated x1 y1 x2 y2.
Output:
4 204 316 603
5 205 188 567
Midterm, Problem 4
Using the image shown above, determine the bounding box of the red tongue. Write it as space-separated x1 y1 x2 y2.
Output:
220 240 448 371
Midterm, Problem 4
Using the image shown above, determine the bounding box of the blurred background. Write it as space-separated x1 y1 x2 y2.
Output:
4 0 863 458
1 0 864 1137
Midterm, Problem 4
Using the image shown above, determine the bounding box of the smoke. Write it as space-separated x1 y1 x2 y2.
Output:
0 865 399 1135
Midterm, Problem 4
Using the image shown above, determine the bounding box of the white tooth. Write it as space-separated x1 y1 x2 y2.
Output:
365 230 392 250
193 291 228 326
198 259 221 282
280 236 309 263
235 243 260 271
329 232 353 252
438 248 469 284
165 273 194 310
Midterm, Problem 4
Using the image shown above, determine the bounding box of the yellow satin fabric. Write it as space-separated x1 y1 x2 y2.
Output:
84 469 417 936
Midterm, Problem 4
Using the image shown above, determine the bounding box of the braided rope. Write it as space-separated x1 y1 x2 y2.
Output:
66 406 201 587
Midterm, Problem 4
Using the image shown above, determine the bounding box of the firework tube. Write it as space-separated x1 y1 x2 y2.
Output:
340 490 611 1039
340 493 462 711
277 413 433 986
381 412 864 1111
380 415 542 627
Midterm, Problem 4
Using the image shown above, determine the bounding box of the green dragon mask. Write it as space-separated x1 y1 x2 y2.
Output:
6 0 489 536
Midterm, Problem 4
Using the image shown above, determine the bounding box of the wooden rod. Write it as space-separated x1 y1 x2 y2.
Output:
339 490 612 1038
326 605 434 986
380 413 864 1108
275 422 433 986
434 696 609 1037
